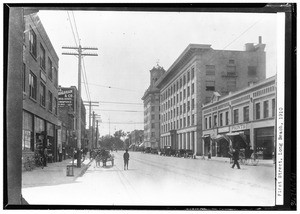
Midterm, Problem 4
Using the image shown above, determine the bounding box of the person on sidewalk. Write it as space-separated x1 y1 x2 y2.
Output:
231 148 241 169
43 147 48 167
123 149 130 170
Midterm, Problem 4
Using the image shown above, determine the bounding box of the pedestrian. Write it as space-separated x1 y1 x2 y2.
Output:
123 149 130 170
43 147 48 167
231 148 241 169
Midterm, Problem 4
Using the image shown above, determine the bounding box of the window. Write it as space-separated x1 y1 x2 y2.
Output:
187 86 190 97
176 94 179 103
54 67 58 87
180 78 182 88
191 67 195 79
176 81 179 91
248 66 257 76
29 71 37 100
213 115 217 127
183 117 186 127
183 75 186 85
183 89 186 99
176 107 179 116
263 100 269 118
233 109 239 124
206 81 215 91
256 103 261 119
180 105 182 115
225 111 229 125
48 58 53 80
151 132 155 137
48 91 53 112
23 63 26 92
191 83 194 94
40 83 46 107
187 71 190 82
191 114 194 125
227 79 236 92
183 103 186 113
219 113 223 126
29 27 37 58
180 92 182 101
54 97 58 115
40 44 46 70
151 106 155 112
180 119 182 128
229 59 235 64
192 99 195 110
209 117 211 129
272 98 275 117
243 106 249 122
205 118 208 129
187 101 190 112
151 123 155 129
151 115 155 120
206 65 215 75
227 66 236 76
187 116 190 126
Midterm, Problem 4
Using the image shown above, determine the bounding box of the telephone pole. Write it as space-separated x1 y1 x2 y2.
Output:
62 45 98 167
83 101 99 150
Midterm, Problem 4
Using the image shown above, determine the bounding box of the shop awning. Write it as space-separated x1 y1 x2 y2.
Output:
226 132 244 136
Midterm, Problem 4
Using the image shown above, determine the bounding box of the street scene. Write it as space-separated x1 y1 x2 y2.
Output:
6 6 287 209
22 151 275 206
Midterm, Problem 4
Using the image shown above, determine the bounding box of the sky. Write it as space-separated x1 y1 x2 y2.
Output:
37 10 279 136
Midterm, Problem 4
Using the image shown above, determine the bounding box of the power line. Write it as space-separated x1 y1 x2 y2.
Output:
66 12 78 46
98 101 144 105
94 109 143 112
88 82 140 93
72 11 81 45
101 122 144 124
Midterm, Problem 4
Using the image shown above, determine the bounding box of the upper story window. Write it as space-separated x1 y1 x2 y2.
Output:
206 81 215 91
180 78 182 88
183 89 186 99
29 71 37 100
227 66 236 76
209 117 211 129
151 106 155 112
183 75 186 85
54 97 58 115
228 59 235 64
192 99 195 110
219 113 223 126
213 114 217 127
206 65 215 75
48 91 53 112
225 111 229 125
29 27 37 58
40 44 46 70
48 58 53 80
263 100 269 118
191 83 195 94
187 71 190 82
54 67 58 87
233 109 239 124
191 67 195 79
243 106 249 122
256 103 261 120
248 66 257 76
40 82 46 107
272 98 276 117
187 86 190 97
227 79 236 92
191 114 194 125
23 63 26 92
205 117 208 129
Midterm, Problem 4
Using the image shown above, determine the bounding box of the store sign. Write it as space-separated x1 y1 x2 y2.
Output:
58 88 75 110
231 124 247 132
218 126 229 133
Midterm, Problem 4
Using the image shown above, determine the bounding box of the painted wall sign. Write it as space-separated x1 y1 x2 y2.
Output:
58 87 75 110
231 124 247 132
218 126 230 133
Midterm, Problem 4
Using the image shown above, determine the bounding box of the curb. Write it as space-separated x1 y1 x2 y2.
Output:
74 159 94 179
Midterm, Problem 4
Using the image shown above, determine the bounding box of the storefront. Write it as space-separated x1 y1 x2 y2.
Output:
22 111 34 151
35 116 46 152
214 134 230 157
47 122 55 162
255 127 274 159
202 134 211 156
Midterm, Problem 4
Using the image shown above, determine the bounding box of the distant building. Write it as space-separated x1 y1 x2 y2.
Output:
22 13 60 162
128 130 144 150
142 65 166 148
58 86 87 156
202 76 276 160
155 38 266 155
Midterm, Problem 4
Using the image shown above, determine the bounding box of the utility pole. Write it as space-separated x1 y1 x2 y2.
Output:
62 45 98 167
83 101 99 150
96 120 99 148
92 111 95 148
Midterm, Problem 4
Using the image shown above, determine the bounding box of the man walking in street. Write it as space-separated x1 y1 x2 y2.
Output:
231 148 241 169
123 149 129 170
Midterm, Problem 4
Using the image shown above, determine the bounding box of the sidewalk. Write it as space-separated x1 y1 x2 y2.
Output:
195 155 275 167
22 158 93 188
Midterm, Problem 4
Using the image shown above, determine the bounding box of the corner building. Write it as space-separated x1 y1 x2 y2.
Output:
142 65 166 148
155 38 266 155
22 13 59 162
202 76 276 160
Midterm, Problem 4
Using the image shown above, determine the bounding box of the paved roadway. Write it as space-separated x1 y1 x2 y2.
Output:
22 151 275 206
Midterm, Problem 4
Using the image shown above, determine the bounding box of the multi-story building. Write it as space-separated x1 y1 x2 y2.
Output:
58 86 87 157
202 76 276 160
155 38 266 155
142 65 166 148
22 13 60 162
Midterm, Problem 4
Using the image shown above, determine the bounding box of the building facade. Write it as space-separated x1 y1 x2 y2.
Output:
142 65 166 148
202 76 276 160
22 13 60 162
156 38 266 155
58 86 87 157
128 130 144 150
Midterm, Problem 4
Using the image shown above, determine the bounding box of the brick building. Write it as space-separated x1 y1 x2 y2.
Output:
58 86 87 158
155 38 266 155
142 65 166 148
22 13 59 162
202 76 276 160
